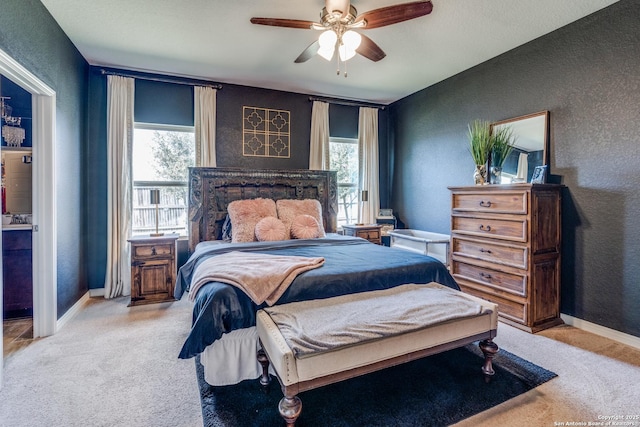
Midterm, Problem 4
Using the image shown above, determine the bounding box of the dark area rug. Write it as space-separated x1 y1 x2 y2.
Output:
197 344 556 427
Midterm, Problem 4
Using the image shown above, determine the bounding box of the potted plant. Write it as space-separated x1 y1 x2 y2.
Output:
468 120 492 185
489 126 515 184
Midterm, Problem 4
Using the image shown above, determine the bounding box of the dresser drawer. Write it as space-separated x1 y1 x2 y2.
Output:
451 261 526 297
132 243 174 258
452 215 527 242
452 191 527 214
452 237 527 269
458 282 527 324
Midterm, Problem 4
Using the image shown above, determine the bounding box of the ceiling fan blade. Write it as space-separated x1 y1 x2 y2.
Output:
294 40 321 63
356 34 386 62
250 17 315 29
357 0 433 29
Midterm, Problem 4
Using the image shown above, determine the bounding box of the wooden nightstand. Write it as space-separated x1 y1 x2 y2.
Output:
128 234 179 306
342 224 383 245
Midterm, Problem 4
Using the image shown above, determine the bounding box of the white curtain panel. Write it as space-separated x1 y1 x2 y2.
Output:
194 86 217 167
309 101 330 170
358 107 380 224
104 75 134 298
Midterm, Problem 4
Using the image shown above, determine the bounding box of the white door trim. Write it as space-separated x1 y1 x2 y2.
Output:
0 48 58 388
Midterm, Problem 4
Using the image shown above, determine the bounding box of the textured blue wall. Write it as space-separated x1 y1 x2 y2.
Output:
0 0 89 318
391 0 640 337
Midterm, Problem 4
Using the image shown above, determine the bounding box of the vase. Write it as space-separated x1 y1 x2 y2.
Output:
490 166 502 184
474 164 487 185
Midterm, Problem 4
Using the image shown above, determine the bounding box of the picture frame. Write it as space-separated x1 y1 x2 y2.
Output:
531 165 548 184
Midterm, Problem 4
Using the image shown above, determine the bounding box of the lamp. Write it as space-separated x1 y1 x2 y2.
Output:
149 189 163 237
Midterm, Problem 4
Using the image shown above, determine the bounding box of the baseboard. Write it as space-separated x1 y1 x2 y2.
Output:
561 313 640 350
56 291 91 332
89 287 105 297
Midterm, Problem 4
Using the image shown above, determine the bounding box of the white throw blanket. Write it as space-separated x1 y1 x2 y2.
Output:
263 283 488 357
188 251 325 305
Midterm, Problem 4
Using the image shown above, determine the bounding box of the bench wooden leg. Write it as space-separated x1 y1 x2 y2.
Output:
257 348 271 391
279 395 302 427
479 339 499 382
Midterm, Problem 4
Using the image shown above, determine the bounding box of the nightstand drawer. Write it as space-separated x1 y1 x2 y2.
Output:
133 243 173 258
342 224 383 244
452 237 527 269
357 229 380 240
451 215 527 242
451 261 526 297
452 191 527 214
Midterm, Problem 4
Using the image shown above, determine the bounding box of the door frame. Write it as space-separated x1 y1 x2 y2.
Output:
0 48 57 387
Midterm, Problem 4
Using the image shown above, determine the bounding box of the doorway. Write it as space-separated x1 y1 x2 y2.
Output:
0 48 57 389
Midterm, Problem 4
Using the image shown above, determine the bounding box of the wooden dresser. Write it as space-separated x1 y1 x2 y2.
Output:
342 224 382 245
449 184 563 332
128 234 179 306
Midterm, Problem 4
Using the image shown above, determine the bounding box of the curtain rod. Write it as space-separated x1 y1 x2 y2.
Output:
308 96 386 110
100 69 222 89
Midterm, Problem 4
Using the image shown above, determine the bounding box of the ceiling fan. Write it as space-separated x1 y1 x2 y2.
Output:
250 0 433 72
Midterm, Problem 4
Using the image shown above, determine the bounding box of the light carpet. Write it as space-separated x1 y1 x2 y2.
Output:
1 296 639 427
0 297 202 427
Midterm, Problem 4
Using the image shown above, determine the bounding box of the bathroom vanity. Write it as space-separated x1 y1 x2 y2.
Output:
2 227 33 317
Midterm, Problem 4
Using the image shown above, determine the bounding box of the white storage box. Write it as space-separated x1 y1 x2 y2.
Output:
388 229 450 266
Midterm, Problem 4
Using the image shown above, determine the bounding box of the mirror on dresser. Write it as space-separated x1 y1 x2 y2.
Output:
490 111 549 184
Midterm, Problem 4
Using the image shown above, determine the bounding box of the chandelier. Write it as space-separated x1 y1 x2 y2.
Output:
1 96 25 147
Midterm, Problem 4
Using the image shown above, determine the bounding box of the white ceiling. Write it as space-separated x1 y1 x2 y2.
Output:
39 0 619 105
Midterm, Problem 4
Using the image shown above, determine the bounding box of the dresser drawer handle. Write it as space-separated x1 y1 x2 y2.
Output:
479 200 492 207
479 225 492 232
480 272 493 279
479 248 493 254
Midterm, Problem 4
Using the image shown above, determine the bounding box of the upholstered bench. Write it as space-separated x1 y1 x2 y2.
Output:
256 282 499 426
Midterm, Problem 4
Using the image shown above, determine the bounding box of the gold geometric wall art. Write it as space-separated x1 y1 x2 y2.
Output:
242 106 291 158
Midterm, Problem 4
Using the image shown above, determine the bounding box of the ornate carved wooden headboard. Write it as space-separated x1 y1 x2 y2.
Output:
188 167 338 253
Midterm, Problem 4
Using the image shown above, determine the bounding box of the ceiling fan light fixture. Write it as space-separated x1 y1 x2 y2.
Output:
318 46 336 61
342 30 362 50
318 29 338 60
338 30 361 61
318 30 337 49
338 44 356 61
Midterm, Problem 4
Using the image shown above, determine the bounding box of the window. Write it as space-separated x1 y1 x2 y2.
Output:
329 137 359 227
131 123 195 236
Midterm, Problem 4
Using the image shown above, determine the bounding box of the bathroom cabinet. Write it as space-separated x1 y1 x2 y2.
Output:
2 229 33 317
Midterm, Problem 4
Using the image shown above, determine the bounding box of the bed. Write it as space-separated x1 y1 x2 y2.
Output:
176 167 459 386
